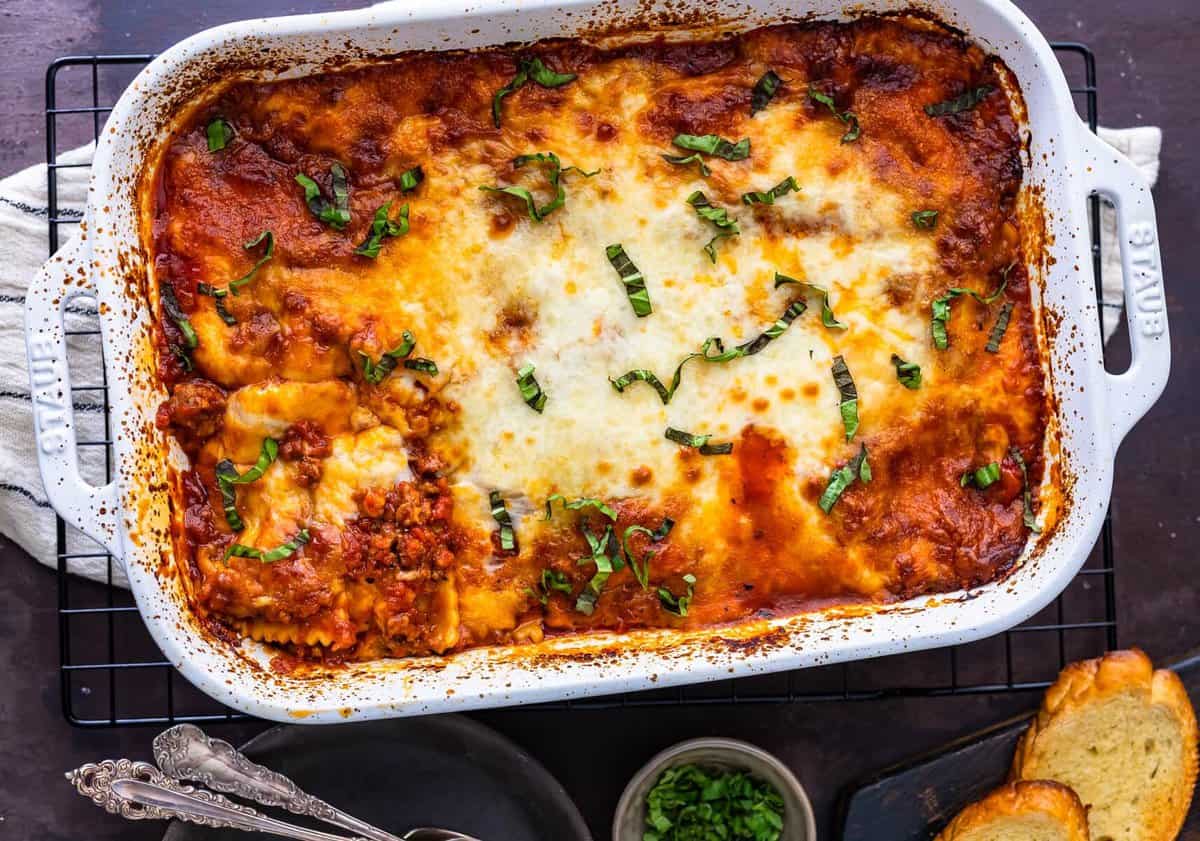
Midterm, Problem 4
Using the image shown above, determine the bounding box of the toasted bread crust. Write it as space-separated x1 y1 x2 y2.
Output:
935 780 1089 841
1011 648 1199 841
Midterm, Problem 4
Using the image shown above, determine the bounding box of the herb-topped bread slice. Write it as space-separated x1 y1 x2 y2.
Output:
1011 648 1198 841
934 780 1090 841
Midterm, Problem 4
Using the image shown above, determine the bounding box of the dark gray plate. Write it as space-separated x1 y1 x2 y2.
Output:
163 714 592 841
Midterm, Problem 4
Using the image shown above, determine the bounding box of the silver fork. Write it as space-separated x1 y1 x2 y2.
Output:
66 724 481 841
153 724 415 841
67 758 374 841
66 758 467 840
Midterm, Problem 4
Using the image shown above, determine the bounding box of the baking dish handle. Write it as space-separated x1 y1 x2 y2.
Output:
1080 125 1171 455
25 234 124 560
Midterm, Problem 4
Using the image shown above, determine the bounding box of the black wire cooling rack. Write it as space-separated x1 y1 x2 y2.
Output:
47 44 1116 727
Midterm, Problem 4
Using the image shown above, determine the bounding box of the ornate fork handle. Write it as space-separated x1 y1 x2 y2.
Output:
65 758 366 841
154 723 403 841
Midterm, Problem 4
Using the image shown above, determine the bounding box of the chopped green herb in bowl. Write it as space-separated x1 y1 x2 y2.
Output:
643 763 785 841
614 738 813 841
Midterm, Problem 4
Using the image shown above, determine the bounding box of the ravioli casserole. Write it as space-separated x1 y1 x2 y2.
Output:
146 16 1052 664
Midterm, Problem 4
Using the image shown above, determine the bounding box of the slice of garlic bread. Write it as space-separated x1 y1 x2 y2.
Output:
1012 648 1198 841
935 780 1090 841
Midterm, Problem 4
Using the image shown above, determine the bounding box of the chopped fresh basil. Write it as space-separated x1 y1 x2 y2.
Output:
214 461 244 531
353 202 409 259
575 523 617 613
697 335 744 364
253 530 309 563
1009 446 1041 533
665 427 733 456
213 294 236 326
773 273 845 329
750 69 783 116
398 166 424 193
206 118 233 152
160 283 198 351
605 244 652 317
524 58 575 87
403 357 438 375
295 173 321 209
808 84 861 142
480 152 596 222
961 461 1001 489
196 284 237 326
912 210 939 229
328 166 351 226
931 274 1010 350
489 490 517 552
224 528 310 563
169 343 194 372
575 592 598 615
227 438 279 486
544 494 617 522
925 85 994 117
986 302 1014 353
703 232 737 263
661 152 711 177
544 569 572 594
358 337 437 380
492 74 527 122
214 438 279 531
516 363 547 412
359 330 417 384
194 231 274 325
741 176 799 206
672 133 751 161
622 519 674 590
818 444 871 513
807 86 836 110
658 573 697 617
527 568 573 605
843 118 863 143
643 763 785 841
480 183 542 220
890 354 922 389
491 57 576 128
609 368 673 404
839 401 860 443
738 300 807 356
229 230 274 293
610 302 806 405
295 163 351 230
686 190 739 262
686 191 739 227
831 355 859 441
931 296 953 350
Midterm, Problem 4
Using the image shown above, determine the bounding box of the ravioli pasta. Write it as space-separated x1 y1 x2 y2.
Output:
146 16 1051 663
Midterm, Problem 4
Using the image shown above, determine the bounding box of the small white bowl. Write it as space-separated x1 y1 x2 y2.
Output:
612 737 817 841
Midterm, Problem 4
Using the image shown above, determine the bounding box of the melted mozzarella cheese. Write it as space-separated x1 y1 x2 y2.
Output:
237 461 313 548
195 96 951 550
438 120 942 527
312 425 414 525
222 380 357 462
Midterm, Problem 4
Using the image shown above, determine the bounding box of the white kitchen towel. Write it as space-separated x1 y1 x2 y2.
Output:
0 128 1164 585
1097 127 1162 340
0 142 130 586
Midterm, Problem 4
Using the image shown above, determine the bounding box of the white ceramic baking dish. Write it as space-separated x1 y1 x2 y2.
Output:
26 0 1169 723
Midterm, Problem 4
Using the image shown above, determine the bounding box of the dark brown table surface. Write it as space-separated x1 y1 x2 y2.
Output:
2 1 1198 839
